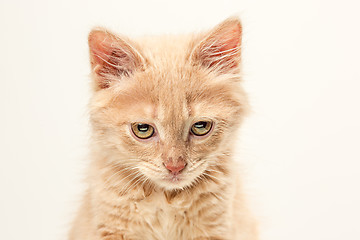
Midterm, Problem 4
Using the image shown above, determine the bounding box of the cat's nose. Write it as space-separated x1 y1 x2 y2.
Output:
164 162 186 173
164 158 186 174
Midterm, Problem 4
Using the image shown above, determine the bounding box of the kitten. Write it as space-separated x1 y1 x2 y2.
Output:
69 17 257 240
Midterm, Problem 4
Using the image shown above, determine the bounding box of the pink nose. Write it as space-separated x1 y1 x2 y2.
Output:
164 161 186 174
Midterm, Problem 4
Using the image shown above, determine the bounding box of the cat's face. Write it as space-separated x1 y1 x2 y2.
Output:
89 18 248 190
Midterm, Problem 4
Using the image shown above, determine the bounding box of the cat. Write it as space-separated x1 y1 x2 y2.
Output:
69 17 258 240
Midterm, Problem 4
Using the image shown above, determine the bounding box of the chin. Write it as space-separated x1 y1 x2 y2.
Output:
140 165 207 191
151 173 201 191
157 181 191 191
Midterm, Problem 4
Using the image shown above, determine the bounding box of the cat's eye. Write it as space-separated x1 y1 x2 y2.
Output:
190 121 213 136
131 123 155 139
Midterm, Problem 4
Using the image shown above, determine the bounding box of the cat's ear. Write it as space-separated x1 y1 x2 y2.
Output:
190 17 242 73
88 29 145 90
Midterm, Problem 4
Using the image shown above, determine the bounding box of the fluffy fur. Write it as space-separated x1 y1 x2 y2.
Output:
69 17 257 240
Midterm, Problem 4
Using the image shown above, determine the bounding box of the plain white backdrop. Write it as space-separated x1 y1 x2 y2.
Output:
0 0 359 239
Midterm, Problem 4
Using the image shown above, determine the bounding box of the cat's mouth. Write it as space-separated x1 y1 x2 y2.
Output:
165 173 183 183
156 161 207 189
158 171 194 189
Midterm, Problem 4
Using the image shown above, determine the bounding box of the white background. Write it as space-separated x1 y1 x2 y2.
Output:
0 0 359 239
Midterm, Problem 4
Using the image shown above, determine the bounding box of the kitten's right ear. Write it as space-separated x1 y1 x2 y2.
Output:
88 29 145 90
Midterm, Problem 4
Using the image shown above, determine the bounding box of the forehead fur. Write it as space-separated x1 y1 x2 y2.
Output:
90 34 248 120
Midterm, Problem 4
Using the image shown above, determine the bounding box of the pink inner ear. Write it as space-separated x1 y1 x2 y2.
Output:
88 30 143 89
197 20 242 71
219 26 241 52
88 31 115 67
88 31 122 89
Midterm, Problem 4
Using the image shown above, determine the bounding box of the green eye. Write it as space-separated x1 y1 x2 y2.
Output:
191 121 213 136
131 123 154 139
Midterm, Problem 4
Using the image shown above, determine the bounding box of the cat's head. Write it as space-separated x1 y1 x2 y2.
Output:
88 18 249 191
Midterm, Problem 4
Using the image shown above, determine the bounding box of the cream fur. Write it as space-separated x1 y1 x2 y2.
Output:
69 17 258 240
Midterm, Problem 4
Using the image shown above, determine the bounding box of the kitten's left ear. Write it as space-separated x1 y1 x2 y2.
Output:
190 17 242 73
88 29 145 90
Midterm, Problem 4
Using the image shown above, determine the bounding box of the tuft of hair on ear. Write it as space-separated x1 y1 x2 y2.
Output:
190 17 242 73
88 28 145 90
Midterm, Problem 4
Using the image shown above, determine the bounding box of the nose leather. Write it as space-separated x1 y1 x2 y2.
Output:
164 157 186 174
164 162 186 173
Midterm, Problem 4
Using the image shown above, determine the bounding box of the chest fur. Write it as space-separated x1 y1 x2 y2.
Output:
101 189 230 240
127 191 198 240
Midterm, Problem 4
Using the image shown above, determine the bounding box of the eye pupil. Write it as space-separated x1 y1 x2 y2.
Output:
194 121 207 128
138 124 149 132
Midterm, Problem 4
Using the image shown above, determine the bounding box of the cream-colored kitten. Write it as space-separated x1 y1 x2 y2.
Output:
69 17 257 240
